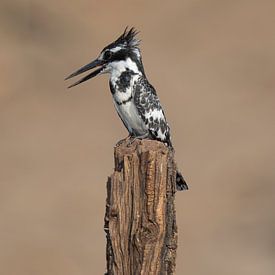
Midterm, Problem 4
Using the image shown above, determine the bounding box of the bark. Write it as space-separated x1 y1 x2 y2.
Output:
104 139 178 275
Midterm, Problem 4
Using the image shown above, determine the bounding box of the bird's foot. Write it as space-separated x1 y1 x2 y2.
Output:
126 133 150 147
116 135 132 147
116 133 150 147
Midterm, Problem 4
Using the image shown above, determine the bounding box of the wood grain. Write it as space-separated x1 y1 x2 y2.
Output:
104 139 178 275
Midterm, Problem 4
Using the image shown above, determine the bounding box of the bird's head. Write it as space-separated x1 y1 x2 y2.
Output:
66 27 143 88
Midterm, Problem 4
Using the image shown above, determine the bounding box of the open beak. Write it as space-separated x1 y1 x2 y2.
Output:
65 59 105 88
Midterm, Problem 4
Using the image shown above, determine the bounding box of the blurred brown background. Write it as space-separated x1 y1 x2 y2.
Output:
0 0 274 274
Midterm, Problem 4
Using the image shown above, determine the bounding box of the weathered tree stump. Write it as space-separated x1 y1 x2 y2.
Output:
104 139 178 275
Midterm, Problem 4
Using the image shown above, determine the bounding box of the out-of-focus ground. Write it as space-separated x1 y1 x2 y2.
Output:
0 0 274 274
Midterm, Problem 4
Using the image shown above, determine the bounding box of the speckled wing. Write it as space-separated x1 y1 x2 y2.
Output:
133 77 172 146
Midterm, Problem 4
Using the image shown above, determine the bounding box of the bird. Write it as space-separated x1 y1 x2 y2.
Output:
65 27 188 191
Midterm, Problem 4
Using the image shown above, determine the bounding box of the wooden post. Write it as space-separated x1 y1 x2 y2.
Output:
104 139 178 275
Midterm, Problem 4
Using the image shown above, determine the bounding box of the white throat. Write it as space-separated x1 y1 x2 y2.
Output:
107 58 140 82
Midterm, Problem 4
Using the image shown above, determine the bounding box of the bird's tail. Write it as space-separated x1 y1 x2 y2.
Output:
176 171 188 191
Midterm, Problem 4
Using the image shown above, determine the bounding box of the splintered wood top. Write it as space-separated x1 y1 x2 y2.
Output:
114 139 169 157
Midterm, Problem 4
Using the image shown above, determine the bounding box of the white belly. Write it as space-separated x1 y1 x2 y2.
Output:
114 100 147 136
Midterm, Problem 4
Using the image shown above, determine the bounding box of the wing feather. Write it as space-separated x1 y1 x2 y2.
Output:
133 77 172 145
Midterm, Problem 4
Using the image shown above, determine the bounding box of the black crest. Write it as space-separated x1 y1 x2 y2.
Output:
115 27 140 48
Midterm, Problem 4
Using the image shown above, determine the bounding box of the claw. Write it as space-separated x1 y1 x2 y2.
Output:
116 135 132 146
126 133 150 147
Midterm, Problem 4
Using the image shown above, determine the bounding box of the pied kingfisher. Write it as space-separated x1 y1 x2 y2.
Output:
65 27 188 191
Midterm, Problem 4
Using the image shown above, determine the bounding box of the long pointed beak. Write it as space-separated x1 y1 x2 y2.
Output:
65 59 104 88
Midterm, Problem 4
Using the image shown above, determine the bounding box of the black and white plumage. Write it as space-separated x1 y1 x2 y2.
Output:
65 27 188 191
110 70 171 146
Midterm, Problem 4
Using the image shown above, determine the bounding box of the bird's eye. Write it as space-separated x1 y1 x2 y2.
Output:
104 50 112 60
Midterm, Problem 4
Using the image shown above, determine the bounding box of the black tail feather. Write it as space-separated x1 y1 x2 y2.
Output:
176 171 188 191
